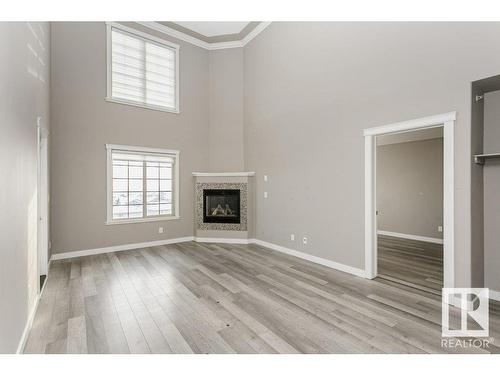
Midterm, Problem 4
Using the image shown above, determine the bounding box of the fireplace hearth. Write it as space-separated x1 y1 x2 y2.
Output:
203 189 240 224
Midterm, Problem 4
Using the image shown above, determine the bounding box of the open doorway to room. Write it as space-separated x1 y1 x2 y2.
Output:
375 128 444 294
364 112 455 291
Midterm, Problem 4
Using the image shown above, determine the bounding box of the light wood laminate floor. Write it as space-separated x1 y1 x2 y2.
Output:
24 241 500 354
377 235 443 295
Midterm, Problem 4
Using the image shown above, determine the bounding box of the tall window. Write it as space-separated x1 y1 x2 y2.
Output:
106 144 180 224
106 22 179 113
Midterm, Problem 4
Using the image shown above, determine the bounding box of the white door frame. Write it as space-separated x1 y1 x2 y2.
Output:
364 111 456 288
37 118 49 287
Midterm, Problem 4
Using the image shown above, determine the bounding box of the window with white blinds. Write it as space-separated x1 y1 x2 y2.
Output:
106 23 179 113
106 144 180 224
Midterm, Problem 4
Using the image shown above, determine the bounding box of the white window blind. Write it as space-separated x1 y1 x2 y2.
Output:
107 23 179 113
106 145 180 224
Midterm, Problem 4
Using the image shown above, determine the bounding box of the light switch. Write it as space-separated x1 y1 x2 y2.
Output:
264 175 268 182
264 192 268 199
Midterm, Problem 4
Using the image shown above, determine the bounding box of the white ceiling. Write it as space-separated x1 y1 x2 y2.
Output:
377 127 443 146
175 22 249 37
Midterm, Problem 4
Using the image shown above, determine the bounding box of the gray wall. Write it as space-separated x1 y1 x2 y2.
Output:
243 22 500 286
483 90 500 292
208 49 244 171
0 22 50 353
377 138 443 240
50 22 210 254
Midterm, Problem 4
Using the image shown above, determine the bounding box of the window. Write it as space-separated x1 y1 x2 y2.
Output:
106 22 180 113
106 144 180 224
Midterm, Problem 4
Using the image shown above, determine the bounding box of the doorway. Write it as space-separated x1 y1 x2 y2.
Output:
37 119 49 292
375 128 444 294
364 112 455 290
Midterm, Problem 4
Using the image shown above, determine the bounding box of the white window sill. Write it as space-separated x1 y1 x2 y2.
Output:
106 215 181 225
105 97 180 114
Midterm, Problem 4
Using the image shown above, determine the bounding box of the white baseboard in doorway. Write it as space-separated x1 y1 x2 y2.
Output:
377 230 443 244
50 236 195 260
252 239 366 278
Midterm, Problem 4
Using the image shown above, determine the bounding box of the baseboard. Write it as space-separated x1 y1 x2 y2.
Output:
50 236 195 260
252 239 367 278
490 289 500 302
194 237 254 244
16 296 39 354
16 260 52 354
377 230 443 244
50 236 366 280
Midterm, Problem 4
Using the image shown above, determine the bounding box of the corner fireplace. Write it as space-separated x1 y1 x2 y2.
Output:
203 189 240 224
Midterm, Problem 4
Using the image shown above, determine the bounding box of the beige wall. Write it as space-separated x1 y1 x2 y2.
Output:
0 22 50 353
50 22 210 254
377 138 443 240
483 90 500 291
208 48 245 171
243 22 500 286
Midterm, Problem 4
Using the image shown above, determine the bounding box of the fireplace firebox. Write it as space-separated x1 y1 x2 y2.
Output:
203 189 240 224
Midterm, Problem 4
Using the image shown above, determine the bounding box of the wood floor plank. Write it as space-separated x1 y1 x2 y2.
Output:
24 240 500 354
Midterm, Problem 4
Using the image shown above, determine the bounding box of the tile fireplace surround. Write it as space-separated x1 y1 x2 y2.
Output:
193 172 255 241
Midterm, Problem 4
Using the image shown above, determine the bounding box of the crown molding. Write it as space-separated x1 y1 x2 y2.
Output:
137 21 271 50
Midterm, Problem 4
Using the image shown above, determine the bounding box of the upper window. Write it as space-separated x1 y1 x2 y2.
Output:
106 144 180 224
106 22 180 113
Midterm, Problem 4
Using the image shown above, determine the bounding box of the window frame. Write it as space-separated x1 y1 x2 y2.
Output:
106 144 180 225
105 22 180 114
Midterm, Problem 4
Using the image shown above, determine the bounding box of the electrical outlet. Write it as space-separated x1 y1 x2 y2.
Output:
264 191 268 199
290 234 295 241
158 227 164 234
302 237 308 245
438 225 443 232
264 175 268 182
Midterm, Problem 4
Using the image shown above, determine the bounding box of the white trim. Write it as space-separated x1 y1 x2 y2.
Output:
364 111 456 288
206 41 245 51
106 143 180 155
377 230 444 244
490 289 500 302
104 97 180 114
137 21 272 51
16 260 51 354
37 119 49 280
105 215 180 225
107 22 180 50
50 237 195 261
365 135 377 279
106 144 180 225
106 22 180 114
16 296 40 354
241 22 273 47
137 21 210 49
443 119 455 288
252 239 366 278
194 237 254 244
363 112 456 137
192 172 256 177
49 237 365 279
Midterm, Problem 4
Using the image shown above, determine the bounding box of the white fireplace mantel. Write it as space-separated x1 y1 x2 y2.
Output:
192 172 255 177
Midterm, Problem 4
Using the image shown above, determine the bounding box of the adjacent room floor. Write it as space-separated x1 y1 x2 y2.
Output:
377 235 443 295
24 242 500 354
